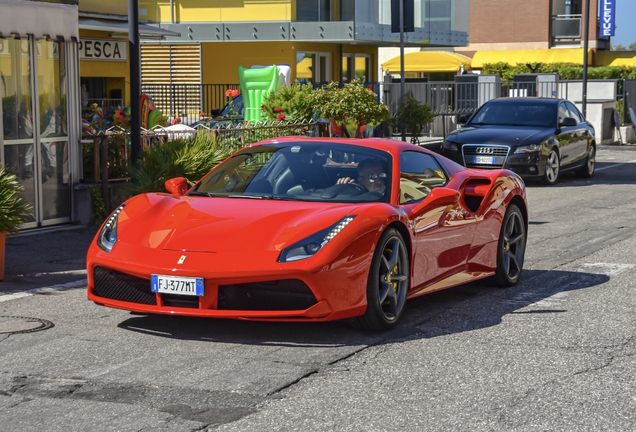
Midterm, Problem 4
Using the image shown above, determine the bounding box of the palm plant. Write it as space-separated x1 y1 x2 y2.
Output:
0 167 32 233
126 131 236 195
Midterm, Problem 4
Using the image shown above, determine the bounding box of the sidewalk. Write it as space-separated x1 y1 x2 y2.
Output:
1 225 99 294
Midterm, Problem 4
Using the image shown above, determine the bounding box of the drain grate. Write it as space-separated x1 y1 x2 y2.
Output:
0 316 54 335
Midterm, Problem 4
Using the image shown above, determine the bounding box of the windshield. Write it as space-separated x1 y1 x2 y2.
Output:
468 102 556 128
190 141 392 203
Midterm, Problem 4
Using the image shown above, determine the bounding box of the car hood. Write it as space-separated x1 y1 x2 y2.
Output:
116 194 360 254
447 125 554 146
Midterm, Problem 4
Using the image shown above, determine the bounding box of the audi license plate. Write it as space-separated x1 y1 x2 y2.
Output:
151 274 204 296
473 156 495 165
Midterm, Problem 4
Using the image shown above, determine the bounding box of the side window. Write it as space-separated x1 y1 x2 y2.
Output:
558 103 570 124
399 151 448 204
565 101 583 123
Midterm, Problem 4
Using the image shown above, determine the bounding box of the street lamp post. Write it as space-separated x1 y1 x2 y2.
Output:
582 0 590 117
128 0 141 164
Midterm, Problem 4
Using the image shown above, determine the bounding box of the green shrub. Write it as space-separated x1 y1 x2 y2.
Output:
482 62 636 80
261 83 316 122
388 96 435 144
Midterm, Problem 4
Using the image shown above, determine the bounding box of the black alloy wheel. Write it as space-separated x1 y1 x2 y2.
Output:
576 144 596 178
541 148 560 185
492 204 526 287
354 228 409 331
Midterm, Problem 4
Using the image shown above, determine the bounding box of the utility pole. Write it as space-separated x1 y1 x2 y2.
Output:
399 0 406 142
128 0 141 164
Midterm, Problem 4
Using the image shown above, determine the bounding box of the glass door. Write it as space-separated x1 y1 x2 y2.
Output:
1 36 70 229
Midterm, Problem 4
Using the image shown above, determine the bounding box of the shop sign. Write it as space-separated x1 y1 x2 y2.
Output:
599 0 615 37
79 38 127 61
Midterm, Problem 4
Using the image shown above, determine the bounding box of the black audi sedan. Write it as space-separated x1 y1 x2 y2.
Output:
440 97 596 184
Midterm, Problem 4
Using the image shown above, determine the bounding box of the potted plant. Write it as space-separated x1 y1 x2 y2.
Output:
0 167 32 280
309 80 390 138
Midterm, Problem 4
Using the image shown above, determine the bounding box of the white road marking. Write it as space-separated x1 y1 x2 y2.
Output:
0 279 87 303
580 263 636 276
595 159 636 172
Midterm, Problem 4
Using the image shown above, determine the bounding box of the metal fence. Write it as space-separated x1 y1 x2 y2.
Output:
79 119 322 186
141 83 240 124
140 78 626 140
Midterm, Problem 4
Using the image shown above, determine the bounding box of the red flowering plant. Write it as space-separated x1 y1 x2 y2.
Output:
261 83 315 122
222 88 242 120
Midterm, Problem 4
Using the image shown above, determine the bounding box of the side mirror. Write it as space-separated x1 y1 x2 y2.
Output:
165 177 188 196
458 114 469 125
559 117 577 127
412 187 460 213
210 108 220 116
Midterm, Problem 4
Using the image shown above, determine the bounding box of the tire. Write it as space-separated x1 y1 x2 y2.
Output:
575 144 596 179
491 204 526 287
354 228 409 331
541 148 560 185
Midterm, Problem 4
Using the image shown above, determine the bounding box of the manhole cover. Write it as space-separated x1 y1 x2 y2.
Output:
0 316 54 334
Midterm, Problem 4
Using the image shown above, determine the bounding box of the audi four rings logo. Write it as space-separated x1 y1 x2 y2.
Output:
476 147 494 154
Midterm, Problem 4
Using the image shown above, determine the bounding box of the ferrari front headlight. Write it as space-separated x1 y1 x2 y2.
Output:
98 205 125 252
279 216 355 262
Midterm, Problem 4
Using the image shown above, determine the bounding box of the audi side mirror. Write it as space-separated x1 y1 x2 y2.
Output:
559 117 577 127
458 114 470 125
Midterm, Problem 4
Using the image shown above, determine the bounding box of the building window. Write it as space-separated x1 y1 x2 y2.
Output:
429 1 451 18
297 52 331 84
296 0 331 22
342 54 371 83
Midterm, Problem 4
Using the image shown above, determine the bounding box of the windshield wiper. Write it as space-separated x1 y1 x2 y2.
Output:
229 194 297 200
188 191 224 197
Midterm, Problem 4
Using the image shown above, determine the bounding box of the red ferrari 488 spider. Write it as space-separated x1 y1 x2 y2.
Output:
87 137 528 330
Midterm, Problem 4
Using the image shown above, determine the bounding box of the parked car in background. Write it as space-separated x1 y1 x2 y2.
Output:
440 97 596 184
192 94 244 129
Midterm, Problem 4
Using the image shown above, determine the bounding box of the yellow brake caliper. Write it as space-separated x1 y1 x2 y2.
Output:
383 248 399 305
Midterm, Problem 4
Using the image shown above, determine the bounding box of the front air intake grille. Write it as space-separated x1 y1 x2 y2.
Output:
93 267 156 305
462 145 509 169
161 294 199 308
218 280 317 311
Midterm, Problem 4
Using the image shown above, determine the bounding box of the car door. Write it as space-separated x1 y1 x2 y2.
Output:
399 151 476 291
556 101 578 167
565 101 591 164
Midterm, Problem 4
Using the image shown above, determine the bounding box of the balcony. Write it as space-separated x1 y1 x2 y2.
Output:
551 14 582 41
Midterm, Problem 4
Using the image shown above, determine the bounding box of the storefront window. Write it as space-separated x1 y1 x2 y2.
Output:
1 37 34 140
37 40 67 138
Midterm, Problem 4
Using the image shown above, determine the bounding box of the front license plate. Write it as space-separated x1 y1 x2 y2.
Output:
473 156 495 165
151 275 204 296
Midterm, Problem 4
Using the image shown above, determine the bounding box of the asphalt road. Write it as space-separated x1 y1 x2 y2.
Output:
0 144 635 431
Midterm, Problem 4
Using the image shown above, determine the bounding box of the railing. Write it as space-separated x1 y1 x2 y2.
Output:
551 14 582 40
79 120 322 202
139 78 623 143
141 83 240 124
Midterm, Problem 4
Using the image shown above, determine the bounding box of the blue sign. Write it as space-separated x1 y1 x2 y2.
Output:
599 0 616 37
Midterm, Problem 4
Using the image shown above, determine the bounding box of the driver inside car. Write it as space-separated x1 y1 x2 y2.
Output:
336 158 387 194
